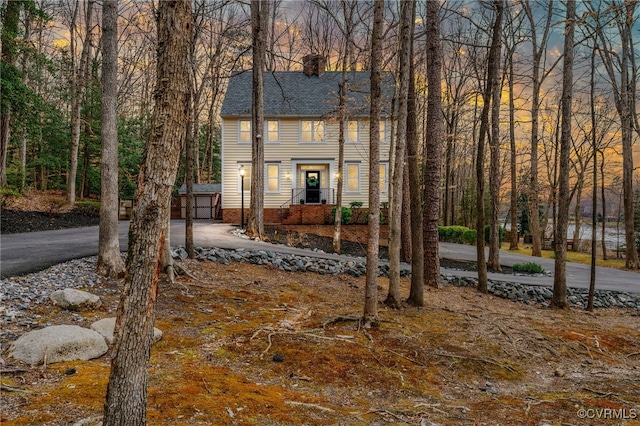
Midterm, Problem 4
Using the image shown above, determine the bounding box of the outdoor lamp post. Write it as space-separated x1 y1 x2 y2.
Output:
239 165 246 229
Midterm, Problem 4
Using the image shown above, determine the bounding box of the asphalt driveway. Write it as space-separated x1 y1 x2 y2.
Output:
1 220 638 294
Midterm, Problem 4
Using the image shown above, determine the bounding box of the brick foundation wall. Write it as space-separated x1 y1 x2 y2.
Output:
223 207 311 225
267 224 389 246
222 208 245 225
222 206 386 227
223 205 334 225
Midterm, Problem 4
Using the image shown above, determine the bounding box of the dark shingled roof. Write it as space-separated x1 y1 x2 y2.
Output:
220 71 395 118
178 183 221 194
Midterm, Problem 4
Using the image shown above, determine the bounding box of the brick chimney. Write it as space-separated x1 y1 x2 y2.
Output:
302 54 326 76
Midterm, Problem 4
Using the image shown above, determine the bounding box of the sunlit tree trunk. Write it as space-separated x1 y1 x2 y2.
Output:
363 0 383 327
552 0 575 309
97 0 125 279
103 1 192 423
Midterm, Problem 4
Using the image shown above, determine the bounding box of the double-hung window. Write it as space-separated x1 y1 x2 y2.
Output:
345 163 360 193
346 120 359 143
265 120 279 144
265 163 280 193
301 120 325 143
239 120 251 143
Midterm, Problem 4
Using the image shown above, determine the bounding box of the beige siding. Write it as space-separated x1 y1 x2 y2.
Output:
222 117 390 209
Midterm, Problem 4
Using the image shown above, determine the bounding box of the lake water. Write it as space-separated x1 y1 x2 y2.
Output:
566 224 629 250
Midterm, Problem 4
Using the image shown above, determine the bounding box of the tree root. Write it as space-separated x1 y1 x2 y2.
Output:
173 262 198 280
322 315 361 328
1 384 28 393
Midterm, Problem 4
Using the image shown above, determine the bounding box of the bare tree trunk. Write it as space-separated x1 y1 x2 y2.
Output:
363 0 383 327
488 4 503 271
385 0 413 309
18 10 31 191
620 3 640 269
590 0 638 268
508 50 518 250
97 0 125 279
552 0 575 309
572 177 584 250
103 1 192 424
0 0 21 187
332 24 348 255
476 0 503 293
406 2 424 305
588 46 598 311
523 0 554 258
423 0 442 289
68 0 95 206
600 150 607 260
401 159 411 262
247 0 269 239
185 89 195 257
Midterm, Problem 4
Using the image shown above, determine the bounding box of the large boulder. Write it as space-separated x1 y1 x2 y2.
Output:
9 325 108 365
50 288 101 311
90 317 163 345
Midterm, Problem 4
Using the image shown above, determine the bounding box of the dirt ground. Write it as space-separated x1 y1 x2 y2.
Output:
2 191 640 425
2 259 640 425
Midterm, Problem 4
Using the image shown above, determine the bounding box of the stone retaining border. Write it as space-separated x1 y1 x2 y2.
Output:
172 246 640 311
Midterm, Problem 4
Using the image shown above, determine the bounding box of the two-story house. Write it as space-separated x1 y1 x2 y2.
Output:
220 55 394 224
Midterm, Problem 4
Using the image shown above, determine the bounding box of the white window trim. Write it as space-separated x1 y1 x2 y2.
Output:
237 162 251 193
265 119 280 144
300 120 326 143
345 162 361 193
238 120 251 144
265 163 280 193
346 120 360 143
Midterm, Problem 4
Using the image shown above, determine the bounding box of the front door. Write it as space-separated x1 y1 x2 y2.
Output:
305 171 321 203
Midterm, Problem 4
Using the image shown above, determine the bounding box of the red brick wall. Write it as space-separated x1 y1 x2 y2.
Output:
268 224 389 246
222 205 384 227
223 207 307 225
222 208 245 225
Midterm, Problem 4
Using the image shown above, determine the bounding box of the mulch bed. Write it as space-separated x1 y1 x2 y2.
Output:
0 208 100 234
